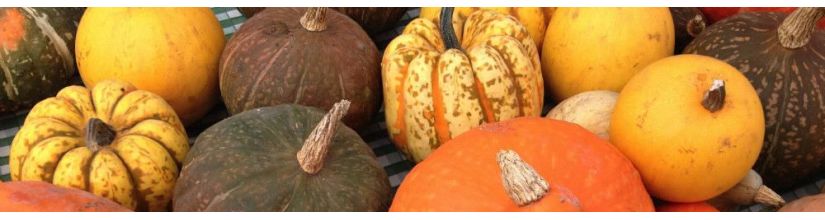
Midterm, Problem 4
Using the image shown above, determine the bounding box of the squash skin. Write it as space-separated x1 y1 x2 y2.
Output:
609 55 765 202
419 7 549 48
0 181 131 212
542 7 674 100
0 7 84 115
174 104 390 211
684 11 825 191
220 8 380 129
779 193 825 212
546 90 618 140
9 80 189 211
656 202 719 212
76 8 226 125
238 7 408 36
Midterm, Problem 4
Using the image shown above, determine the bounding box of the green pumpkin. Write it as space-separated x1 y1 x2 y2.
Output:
173 100 391 211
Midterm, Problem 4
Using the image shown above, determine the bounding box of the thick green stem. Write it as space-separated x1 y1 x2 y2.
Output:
439 7 461 50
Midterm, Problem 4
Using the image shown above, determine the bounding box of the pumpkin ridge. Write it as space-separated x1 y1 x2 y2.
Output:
82 151 95 191
280 174 306 211
107 149 146 211
485 42 525 116
761 55 794 173
431 55 450 144
121 133 180 167
471 69 494 123
46 145 78 182
219 28 267 80
241 39 293 111
104 89 130 124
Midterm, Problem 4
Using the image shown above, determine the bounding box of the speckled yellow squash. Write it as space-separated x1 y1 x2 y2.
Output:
419 7 549 48
382 8 543 163
9 80 189 211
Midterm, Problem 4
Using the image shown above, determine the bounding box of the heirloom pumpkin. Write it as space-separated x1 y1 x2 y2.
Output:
9 80 190 211
419 7 549 48
76 7 226 125
546 90 618 140
220 7 380 129
542 7 674 100
390 117 653 211
684 8 825 190
670 7 707 53
609 55 765 202
174 100 391 211
0 181 131 212
238 7 408 37
0 7 84 115
382 8 543 162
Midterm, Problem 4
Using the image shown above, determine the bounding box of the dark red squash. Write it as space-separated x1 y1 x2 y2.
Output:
238 7 407 37
0 181 130 212
670 7 707 53
0 7 84 115
684 8 825 190
701 7 825 28
656 202 719 212
220 8 380 129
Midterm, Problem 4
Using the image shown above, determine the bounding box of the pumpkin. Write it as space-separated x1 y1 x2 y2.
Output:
75 7 225 125
546 90 618 140
700 7 825 28
670 7 707 53
542 7 674 100
9 79 189 211
174 100 391 211
684 8 825 191
0 181 131 212
220 8 380 129
382 8 543 162
419 7 548 48
656 202 719 212
238 7 408 37
609 54 765 202
0 7 84 115
390 117 653 211
708 169 785 211
779 193 825 212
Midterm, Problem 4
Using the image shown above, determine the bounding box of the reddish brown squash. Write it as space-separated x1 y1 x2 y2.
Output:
238 7 407 37
656 202 719 212
0 181 130 212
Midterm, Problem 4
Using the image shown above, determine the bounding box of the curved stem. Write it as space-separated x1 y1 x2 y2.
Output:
778 7 824 49
439 7 461 50
497 149 549 206
300 7 328 32
702 79 726 113
296 100 351 174
85 118 116 153
754 185 785 208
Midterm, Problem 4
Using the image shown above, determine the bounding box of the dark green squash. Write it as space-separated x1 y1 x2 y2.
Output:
670 7 706 53
684 8 825 191
173 100 391 211
237 7 407 36
0 7 84 114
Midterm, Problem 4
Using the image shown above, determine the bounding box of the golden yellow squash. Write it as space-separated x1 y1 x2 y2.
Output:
9 80 189 211
420 7 549 48
75 7 226 125
542 7 674 100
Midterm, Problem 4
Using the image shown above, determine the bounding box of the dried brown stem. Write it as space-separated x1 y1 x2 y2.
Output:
297 100 351 174
497 149 549 206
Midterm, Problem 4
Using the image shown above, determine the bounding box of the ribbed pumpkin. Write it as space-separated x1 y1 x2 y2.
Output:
382 8 543 163
174 101 391 211
684 8 825 191
542 7 674 100
0 181 131 212
670 7 707 53
237 7 408 37
0 7 84 115
76 7 226 125
419 7 549 48
390 117 653 211
9 80 189 211
220 8 380 129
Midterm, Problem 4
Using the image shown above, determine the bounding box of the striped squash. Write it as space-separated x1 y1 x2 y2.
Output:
382 8 543 163
419 7 550 48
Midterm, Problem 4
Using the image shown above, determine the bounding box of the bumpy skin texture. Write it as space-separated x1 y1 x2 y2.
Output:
9 80 189 211
76 8 226 125
684 11 825 191
0 7 84 115
419 7 548 48
174 104 391 211
546 90 618 140
390 117 653 211
382 10 543 163
0 181 131 212
220 8 380 129
610 55 765 202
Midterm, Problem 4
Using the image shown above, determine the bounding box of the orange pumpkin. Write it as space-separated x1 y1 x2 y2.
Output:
390 117 653 211
0 181 131 212
656 202 719 212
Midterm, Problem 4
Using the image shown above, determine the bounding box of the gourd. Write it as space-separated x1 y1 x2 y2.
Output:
9 80 189 211
238 7 408 37
220 8 380 129
419 7 549 48
381 8 543 162
546 90 618 140
174 100 391 211
609 54 765 202
0 181 131 212
684 7 825 190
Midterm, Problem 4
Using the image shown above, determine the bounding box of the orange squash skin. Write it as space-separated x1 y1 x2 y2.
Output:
656 202 719 212
390 117 653 211
0 181 131 212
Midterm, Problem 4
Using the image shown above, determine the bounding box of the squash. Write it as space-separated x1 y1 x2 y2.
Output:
700 7 825 28
174 100 391 211
382 8 543 163
546 90 618 140
238 7 408 37
419 7 548 48
75 7 226 125
9 79 189 211
0 181 131 212
656 202 718 212
708 169 785 211
670 7 707 53
220 8 380 129
779 193 825 212
0 7 84 115
542 7 674 100
684 8 825 191
609 54 765 202
390 117 653 211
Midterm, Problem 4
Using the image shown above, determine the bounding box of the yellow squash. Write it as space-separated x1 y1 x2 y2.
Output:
420 7 549 48
9 80 189 211
382 9 543 163
542 7 674 100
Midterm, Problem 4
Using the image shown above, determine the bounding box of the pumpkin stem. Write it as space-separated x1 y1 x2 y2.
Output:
702 79 725 113
300 7 328 32
687 14 706 37
85 118 116 152
497 149 549 206
297 100 351 174
754 185 785 208
439 7 462 50
778 7 824 49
